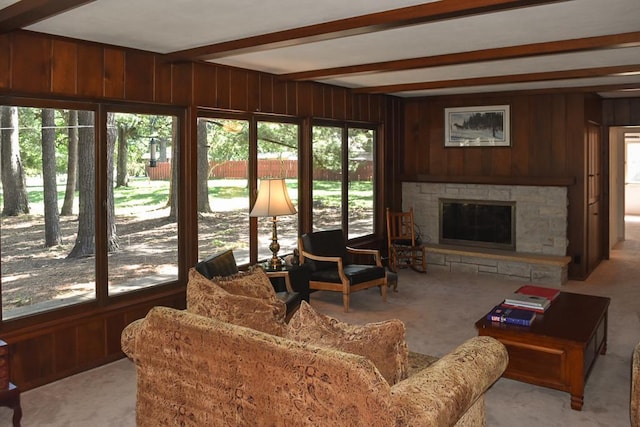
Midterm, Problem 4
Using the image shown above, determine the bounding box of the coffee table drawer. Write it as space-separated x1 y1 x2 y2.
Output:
501 339 567 388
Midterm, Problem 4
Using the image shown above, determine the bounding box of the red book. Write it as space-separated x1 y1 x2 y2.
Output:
516 285 560 301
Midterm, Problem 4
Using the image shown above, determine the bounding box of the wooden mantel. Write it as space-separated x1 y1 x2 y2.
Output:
401 174 576 187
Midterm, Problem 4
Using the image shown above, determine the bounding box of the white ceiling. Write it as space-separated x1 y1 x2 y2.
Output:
2 0 640 98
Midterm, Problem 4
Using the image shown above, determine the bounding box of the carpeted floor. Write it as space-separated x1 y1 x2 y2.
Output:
4 219 639 426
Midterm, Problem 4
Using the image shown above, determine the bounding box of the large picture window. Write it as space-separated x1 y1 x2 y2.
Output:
312 125 343 231
196 117 251 264
106 112 179 296
347 127 375 239
0 103 182 320
1 105 96 319
257 120 299 261
196 115 301 266
312 123 376 239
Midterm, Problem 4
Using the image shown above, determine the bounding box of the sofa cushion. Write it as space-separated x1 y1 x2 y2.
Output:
186 268 286 336
285 301 408 385
212 266 277 301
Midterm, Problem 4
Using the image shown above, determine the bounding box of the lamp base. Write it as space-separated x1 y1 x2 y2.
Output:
268 216 282 270
267 256 283 270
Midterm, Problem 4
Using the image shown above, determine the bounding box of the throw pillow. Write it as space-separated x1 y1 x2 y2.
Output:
285 301 408 385
186 268 286 336
212 266 277 301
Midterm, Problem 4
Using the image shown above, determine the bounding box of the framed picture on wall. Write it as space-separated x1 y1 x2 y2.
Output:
444 105 510 147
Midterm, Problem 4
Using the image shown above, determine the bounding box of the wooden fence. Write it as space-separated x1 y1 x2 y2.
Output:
146 159 373 181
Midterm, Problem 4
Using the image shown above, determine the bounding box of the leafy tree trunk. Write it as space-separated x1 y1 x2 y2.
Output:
41 108 61 246
106 113 119 251
116 124 129 187
0 106 30 216
168 117 179 221
197 119 212 213
61 110 78 216
68 111 95 258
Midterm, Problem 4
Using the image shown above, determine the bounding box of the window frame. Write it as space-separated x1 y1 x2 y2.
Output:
310 119 379 241
0 96 186 325
196 109 303 266
0 96 381 327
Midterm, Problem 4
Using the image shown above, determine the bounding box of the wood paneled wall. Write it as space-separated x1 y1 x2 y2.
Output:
603 97 640 125
403 94 586 179
0 29 400 390
0 30 389 123
401 93 603 280
2 291 185 390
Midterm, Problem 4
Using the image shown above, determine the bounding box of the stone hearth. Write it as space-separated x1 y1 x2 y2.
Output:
403 182 571 285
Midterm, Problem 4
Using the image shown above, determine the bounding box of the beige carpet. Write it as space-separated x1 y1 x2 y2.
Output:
3 219 639 426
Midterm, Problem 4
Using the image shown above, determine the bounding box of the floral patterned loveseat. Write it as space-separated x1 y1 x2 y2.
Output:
121 268 508 426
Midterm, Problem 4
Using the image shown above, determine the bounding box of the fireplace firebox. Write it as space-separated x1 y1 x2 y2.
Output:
439 199 515 250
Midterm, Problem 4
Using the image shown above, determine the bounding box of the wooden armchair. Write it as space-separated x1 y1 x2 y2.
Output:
298 229 387 312
386 207 427 273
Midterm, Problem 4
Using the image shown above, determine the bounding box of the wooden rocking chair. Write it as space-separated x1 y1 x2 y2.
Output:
386 207 427 273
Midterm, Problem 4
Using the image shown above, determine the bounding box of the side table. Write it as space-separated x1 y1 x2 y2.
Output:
0 382 22 426
263 264 310 302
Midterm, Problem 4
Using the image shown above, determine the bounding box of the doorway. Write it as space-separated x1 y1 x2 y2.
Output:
609 126 640 250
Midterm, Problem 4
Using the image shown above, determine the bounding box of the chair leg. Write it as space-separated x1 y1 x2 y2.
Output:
342 293 350 312
408 250 427 273
386 270 398 292
388 248 398 273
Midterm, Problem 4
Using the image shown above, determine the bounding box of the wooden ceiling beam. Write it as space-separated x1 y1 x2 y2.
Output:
165 0 569 62
0 0 95 33
282 32 640 81
352 64 640 94
412 82 640 99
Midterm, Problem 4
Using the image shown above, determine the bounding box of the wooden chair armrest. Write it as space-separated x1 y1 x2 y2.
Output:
299 250 345 268
265 270 294 293
346 246 382 266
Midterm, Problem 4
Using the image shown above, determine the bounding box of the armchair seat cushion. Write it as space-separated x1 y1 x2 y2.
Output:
310 264 386 285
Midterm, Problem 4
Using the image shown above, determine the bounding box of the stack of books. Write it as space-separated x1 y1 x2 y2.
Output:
486 285 560 327
501 285 560 313
486 305 537 326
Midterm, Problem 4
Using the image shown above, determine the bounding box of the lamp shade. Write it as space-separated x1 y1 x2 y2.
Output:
249 178 297 217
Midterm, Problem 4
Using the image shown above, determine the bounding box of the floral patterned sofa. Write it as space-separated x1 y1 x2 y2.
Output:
121 268 508 426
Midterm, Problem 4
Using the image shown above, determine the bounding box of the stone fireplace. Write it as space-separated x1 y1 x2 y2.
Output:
403 182 571 284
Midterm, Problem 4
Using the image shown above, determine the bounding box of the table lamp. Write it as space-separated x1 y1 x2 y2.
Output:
249 178 297 269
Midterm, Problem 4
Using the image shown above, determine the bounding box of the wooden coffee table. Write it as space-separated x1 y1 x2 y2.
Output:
475 291 610 410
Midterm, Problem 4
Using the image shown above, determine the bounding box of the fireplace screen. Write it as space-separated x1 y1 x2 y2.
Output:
439 199 515 250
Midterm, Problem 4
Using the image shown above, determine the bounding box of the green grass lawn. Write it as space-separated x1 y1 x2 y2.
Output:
1 177 372 215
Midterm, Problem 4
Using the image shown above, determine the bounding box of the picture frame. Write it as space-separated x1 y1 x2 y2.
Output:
444 105 510 147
